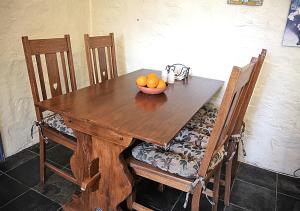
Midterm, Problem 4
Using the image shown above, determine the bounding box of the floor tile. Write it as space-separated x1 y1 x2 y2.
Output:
0 174 29 207
0 189 61 211
172 193 224 211
277 174 300 199
230 179 276 211
6 157 53 188
0 150 37 172
33 173 79 205
224 204 247 211
135 179 182 210
277 193 300 211
27 140 57 154
46 145 73 167
236 163 276 190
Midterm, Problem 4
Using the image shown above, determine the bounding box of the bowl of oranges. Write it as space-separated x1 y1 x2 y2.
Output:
136 73 167 95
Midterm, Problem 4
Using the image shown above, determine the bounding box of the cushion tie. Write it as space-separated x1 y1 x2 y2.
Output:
230 121 246 156
31 121 49 144
183 175 215 208
30 113 58 143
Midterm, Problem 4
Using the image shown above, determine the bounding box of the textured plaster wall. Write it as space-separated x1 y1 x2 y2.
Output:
0 0 90 156
90 0 300 175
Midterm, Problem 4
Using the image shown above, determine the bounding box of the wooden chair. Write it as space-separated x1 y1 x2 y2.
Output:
84 33 118 85
22 35 78 186
150 49 267 206
127 57 260 211
222 49 266 205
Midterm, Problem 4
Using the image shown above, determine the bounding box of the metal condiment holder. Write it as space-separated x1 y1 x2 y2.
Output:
165 64 190 80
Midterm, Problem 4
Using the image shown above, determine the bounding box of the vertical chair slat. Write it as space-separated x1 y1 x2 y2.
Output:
110 33 118 78
60 52 70 93
65 35 77 91
97 47 109 81
35 54 47 100
92 48 99 83
107 47 113 79
84 34 95 85
45 53 62 97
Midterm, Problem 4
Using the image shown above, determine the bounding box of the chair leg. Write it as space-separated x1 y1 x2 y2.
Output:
231 143 239 180
158 183 165 192
127 187 136 211
191 183 203 211
212 165 222 211
39 136 45 187
224 159 232 206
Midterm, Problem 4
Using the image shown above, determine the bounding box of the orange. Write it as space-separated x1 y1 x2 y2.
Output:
147 73 158 79
136 75 147 86
147 77 159 88
156 80 166 89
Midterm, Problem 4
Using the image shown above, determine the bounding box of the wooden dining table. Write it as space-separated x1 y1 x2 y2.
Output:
35 69 223 211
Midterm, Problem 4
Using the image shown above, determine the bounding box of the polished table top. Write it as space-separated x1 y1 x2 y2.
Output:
36 69 224 146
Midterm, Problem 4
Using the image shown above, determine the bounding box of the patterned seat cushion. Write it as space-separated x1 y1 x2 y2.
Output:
43 114 76 138
132 103 223 179
132 142 224 178
174 103 219 145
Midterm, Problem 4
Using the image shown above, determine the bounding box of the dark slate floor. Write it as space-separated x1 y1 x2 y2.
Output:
0 141 299 211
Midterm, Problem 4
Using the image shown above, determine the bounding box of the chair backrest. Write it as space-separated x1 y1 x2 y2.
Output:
232 49 266 134
84 33 118 85
22 35 77 105
198 49 266 177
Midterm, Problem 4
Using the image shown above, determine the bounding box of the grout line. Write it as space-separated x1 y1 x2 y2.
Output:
27 141 59 155
62 163 71 170
277 191 300 201
2 171 31 189
46 142 60 151
170 192 183 211
30 187 63 207
26 148 39 155
240 161 299 178
47 159 68 170
231 175 237 192
228 203 251 211
234 178 275 192
3 153 38 174
0 189 30 209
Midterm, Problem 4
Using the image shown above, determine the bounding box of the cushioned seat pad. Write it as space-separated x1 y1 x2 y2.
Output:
132 103 223 178
43 114 76 138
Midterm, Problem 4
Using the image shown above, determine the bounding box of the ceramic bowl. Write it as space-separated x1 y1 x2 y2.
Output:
137 85 167 95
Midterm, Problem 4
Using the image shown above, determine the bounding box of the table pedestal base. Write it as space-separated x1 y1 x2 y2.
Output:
64 132 133 211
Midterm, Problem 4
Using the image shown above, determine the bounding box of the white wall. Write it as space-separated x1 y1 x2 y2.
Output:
1 0 299 176
90 0 300 175
0 0 90 156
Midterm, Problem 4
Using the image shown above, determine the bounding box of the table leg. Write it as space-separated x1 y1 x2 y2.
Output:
91 137 133 211
64 131 133 211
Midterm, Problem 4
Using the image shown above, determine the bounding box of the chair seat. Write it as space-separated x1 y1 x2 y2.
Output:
43 114 76 138
132 103 222 179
